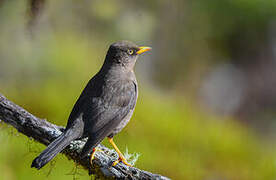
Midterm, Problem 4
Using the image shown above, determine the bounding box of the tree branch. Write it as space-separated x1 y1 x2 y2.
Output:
0 93 170 180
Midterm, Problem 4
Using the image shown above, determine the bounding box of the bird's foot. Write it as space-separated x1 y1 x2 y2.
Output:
107 137 133 167
89 148 103 165
112 157 133 167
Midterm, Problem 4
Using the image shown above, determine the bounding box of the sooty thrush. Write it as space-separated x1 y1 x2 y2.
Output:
31 40 151 169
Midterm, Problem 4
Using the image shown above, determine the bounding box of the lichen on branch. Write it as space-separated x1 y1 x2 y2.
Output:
0 93 170 180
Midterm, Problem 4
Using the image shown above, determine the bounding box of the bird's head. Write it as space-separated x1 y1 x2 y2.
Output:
105 40 151 70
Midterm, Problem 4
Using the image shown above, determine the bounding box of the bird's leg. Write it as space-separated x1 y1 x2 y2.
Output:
89 148 96 165
108 137 132 167
89 147 103 165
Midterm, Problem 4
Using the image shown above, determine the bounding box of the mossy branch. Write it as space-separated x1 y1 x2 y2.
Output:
0 93 170 180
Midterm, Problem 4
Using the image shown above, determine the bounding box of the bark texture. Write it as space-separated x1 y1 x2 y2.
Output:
0 93 170 180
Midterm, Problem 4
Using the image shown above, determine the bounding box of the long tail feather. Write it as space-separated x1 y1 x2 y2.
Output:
31 131 78 169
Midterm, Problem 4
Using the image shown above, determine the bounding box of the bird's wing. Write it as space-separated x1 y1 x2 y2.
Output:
84 80 137 147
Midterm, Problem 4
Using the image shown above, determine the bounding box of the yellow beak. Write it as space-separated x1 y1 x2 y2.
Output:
136 46 152 55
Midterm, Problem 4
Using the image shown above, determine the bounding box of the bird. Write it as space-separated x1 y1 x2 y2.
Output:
31 40 151 169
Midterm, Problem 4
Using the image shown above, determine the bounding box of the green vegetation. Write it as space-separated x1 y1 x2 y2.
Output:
1 88 276 179
1 0 276 179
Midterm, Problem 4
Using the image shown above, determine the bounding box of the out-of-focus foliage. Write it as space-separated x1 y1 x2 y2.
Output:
1 0 276 179
1 95 276 180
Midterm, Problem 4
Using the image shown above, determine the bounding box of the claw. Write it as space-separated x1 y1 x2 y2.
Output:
108 137 133 167
89 148 103 165
112 157 132 167
89 148 96 165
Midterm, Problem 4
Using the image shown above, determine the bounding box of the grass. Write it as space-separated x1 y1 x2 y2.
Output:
1 88 276 179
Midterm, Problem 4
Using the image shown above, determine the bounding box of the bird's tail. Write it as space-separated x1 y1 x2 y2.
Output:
31 130 78 169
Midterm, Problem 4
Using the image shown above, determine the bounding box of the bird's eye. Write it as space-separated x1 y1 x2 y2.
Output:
127 49 134 55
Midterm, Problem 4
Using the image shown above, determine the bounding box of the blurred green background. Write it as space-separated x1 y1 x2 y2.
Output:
1 0 276 179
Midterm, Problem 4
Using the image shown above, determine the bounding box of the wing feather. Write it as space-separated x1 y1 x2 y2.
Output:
66 76 137 157
83 80 137 147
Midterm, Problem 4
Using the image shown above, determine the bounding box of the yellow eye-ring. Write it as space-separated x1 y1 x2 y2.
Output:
127 49 134 55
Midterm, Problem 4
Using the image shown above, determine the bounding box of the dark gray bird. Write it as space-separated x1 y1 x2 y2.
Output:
31 40 151 169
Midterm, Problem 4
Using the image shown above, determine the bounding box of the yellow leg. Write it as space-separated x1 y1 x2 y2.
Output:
89 147 103 165
89 148 96 165
108 137 132 167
